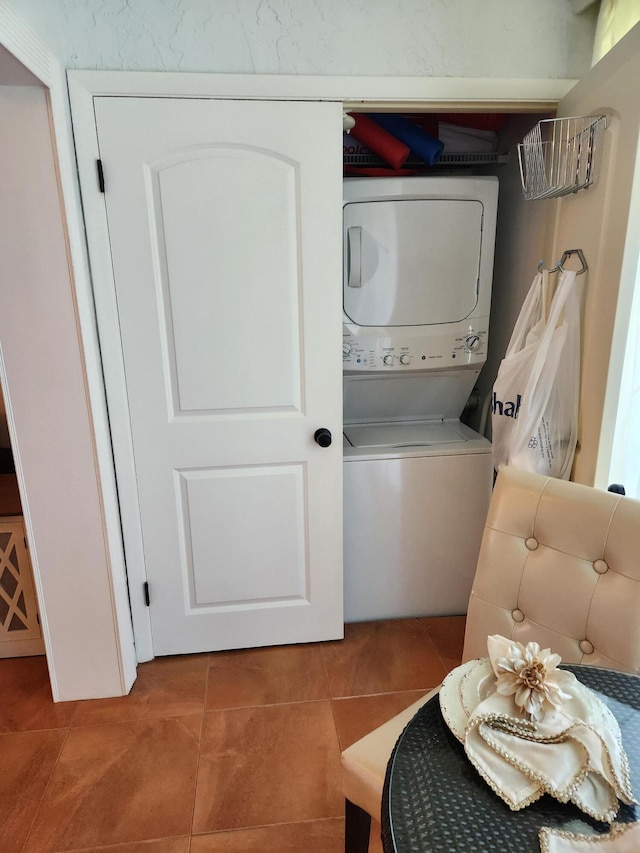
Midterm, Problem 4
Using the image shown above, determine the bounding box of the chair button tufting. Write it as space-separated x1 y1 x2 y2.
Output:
593 559 608 574
579 639 594 655
525 537 539 551
512 609 525 622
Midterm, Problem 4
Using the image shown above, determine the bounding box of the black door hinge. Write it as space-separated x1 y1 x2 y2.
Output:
97 159 105 193
143 581 150 606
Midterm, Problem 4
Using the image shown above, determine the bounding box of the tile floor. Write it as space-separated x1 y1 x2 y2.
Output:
0 615 466 853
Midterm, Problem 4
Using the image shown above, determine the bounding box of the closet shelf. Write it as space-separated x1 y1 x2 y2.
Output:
344 151 509 169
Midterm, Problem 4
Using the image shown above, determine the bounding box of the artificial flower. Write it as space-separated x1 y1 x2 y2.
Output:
487 635 576 721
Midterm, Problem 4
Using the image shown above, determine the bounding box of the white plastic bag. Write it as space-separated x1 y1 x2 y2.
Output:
492 269 580 479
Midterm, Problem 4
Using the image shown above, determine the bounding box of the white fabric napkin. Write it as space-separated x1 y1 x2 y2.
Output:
463 637 636 822
539 822 640 852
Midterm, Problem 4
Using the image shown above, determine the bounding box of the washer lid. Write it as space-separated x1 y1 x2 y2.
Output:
343 199 483 327
343 420 469 448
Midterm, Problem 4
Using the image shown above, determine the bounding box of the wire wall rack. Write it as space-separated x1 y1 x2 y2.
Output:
518 115 607 201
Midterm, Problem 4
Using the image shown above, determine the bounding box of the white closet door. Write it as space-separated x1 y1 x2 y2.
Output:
94 97 343 655
549 23 640 486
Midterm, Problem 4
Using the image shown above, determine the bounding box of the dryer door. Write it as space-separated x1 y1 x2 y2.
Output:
343 199 483 327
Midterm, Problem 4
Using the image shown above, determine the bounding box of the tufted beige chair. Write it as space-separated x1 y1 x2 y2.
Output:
341 466 640 853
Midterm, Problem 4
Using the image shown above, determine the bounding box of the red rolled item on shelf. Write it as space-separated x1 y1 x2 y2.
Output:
348 113 411 170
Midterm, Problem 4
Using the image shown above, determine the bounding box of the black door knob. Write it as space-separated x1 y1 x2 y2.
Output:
608 483 626 495
314 428 332 448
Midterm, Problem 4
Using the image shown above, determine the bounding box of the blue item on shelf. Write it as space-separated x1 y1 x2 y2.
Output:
370 114 444 165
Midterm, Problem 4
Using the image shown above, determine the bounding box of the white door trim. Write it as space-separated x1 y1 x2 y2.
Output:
0 3 54 85
69 69 575 107
70 80 156 662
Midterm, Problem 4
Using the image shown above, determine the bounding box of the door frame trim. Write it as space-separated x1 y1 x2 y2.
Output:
68 70 573 661
69 69 575 108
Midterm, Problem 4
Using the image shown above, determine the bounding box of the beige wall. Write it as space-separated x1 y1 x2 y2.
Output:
0 84 129 699
551 24 640 486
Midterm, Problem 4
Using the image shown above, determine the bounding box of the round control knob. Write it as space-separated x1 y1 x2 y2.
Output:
343 342 352 356
399 354 411 365
465 335 481 352
314 428 332 448
383 355 394 366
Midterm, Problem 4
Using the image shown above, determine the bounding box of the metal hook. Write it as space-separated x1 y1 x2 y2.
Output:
558 249 588 275
537 249 588 276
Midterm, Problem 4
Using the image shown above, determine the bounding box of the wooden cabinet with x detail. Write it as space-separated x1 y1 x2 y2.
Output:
0 474 44 657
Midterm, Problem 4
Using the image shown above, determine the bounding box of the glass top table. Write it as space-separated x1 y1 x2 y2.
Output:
382 664 640 853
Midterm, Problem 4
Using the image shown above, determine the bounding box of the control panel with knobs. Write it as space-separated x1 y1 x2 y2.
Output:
342 324 488 371
464 334 481 352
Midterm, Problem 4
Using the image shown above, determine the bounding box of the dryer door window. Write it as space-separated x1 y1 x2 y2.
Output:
343 199 483 327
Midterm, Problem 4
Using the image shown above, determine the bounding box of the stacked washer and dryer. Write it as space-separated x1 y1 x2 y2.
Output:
342 176 499 622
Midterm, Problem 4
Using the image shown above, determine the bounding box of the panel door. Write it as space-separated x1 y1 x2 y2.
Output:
93 97 343 655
